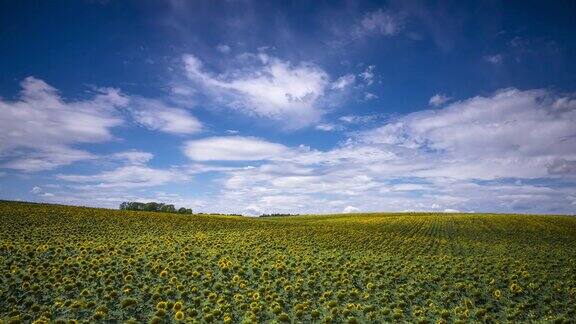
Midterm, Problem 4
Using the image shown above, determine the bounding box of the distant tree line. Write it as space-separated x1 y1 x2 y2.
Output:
119 202 193 214
259 213 301 217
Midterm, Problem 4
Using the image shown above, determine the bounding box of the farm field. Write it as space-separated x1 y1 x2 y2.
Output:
1 201 575 323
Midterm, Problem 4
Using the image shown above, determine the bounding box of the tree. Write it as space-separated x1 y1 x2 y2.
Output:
144 202 160 212
119 202 193 215
161 204 176 213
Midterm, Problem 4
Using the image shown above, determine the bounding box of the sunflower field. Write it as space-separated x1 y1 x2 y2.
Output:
1 201 575 323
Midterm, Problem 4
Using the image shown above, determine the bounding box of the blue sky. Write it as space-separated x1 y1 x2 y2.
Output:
1 0 575 215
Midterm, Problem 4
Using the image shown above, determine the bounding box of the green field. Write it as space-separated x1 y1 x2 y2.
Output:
1 201 575 323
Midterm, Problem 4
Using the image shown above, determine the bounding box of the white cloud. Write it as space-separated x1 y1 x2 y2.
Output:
130 98 202 135
2 147 96 172
331 74 355 89
315 123 341 132
342 206 360 213
339 114 379 124
354 9 403 38
30 186 55 197
19 80 574 215
429 93 451 106
180 87 576 215
0 78 202 172
364 92 378 100
54 149 185 190
553 97 576 111
182 53 330 128
359 65 375 85
361 88 576 179
0 77 127 171
58 165 186 189
184 136 288 161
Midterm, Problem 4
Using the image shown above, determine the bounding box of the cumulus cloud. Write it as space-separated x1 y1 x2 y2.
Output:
15 80 575 214
30 185 54 197
362 88 576 173
0 77 126 171
182 53 330 128
342 206 360 213
179 88 576 215
428 93 451 106
553 97 576 111
130 98 202 135
184 136 288 161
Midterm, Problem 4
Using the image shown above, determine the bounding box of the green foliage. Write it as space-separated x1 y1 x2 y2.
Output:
1 201 575 322
119 201 192 214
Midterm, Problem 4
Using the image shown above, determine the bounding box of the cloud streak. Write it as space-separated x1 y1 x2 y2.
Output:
184 136 288 161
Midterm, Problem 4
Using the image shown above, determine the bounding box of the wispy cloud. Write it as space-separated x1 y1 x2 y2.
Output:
339 114 380 124
353 9 404 39
130 97 202 135
331 74 356 90
0 77 126 171
315 123 343 132
58 165 184 189
184 136 288 161
111 150 154 165
57 151 188 189
359 65 376 85
0 78 204 172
